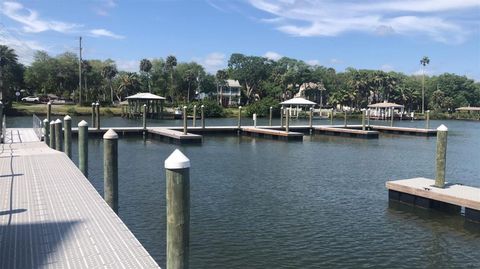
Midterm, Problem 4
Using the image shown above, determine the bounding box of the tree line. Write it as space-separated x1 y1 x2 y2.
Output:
1 44 479 113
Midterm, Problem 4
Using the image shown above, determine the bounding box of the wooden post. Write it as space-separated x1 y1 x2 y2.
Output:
435 125 448 188
183 106 188 135
47 101 52 123
43 119 49 146
91 102 96 128
237 106 242 129
285 108 290 133
362 109 366 131
143 104 147 130
201 105 205 129
78 120 88 177
103 129 118 213
269 106 272 126
165 149 190 269
330 109 333 125
54 119 62 151
367 109 371 127
49 120 55 148
344 111 347 127
63 115 72 159
390 107 394 127
426 110 430 129
280 107 284 128
309 107 313 129
96 102 101 130
253 113 257 128
0 102 3 142
192 105 197 127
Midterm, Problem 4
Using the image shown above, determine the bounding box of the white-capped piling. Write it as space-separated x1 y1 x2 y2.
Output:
103 129 118 213
143 104 147 130
96 102 100 130
362 109 366 131
426 110 430 129
183 106 188 135
49 120 55 148
344 111 347 127
237 106 242 129
201 105 205 129
269 106 273 126
43 119 49 146
253 113 257 128
435 124 448 188
280 107 284 128
192 105 197 127
63 115 72 158
78 120 88 177
47 101 52 123
390 108 394 127
165 149 190 269
309 107 313 129
285 108 290 133
91 102 96 128
54 119 62 151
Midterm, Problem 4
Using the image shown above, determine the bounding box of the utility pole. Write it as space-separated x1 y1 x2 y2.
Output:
79 36 82 105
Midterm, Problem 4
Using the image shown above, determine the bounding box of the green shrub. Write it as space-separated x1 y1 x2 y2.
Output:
245 97 280 117
66 107 78 115
186 99 225 117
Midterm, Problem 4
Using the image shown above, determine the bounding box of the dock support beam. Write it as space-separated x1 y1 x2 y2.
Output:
192 105 196 127
103 129 118 213
165 149 190 269
285 108 290 133
183 106 188 135
237 106 242 129
49 121 55 149
43 119 49 146
435 125 448 188
96 102 100 130
269 106 273 126
78 120 88 177
47 102 52 123
91 102 96 128
201 105 205 129
54 119 62 151
64 115 72 159
143 104 147 130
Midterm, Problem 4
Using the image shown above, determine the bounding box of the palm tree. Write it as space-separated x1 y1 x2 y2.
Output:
101 64 118 104
0 45 18 101
215 70 228 105
420 56 430 114
117 73 141 102
139 59 152 92
184 69 196 103
165 55 177 102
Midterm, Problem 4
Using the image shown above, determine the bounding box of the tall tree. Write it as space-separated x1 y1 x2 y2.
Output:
420 56 430 114
101 64 118 104
215 69 228 104
139 58 152 92
165 55 177 102
0 45 19 101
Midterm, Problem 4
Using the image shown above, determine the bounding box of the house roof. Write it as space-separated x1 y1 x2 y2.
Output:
125 92 166 100
368 101 404 108
280 97 317 106
456 106 480 111
226 80 241 88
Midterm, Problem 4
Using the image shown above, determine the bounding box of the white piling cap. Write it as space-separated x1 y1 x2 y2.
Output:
96 102 100 105
194 104 197 107
55 119 62 124
50 120 55 125
239 106 242 109
43 118 49 123
78 120 88 127
165 149 190 169
92 102 95 106
437 124 448 131
103 129 118 139
47 101 51 105
64 115 71 121
143 104 147 107
201 105 204 108
183 106 187 109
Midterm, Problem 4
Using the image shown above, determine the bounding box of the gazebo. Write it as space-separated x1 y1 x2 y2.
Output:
456 106 480 120
280 97 317 118
124 93 166 119
367 101 405 120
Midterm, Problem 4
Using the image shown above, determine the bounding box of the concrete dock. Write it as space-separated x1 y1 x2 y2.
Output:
241 127 303 141
370 125 437 136
0 128 160 268
314 126 379 139
386 178 480 223
148 127 202 144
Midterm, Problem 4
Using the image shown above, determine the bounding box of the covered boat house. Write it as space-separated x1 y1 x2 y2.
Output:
123 92 166 119
367 101 405 120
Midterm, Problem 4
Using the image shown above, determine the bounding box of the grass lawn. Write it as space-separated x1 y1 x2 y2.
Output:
10 102 123 116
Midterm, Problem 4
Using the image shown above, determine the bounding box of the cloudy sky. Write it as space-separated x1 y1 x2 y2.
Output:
0 0 479 79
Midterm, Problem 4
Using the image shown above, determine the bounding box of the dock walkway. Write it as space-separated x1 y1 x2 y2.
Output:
0 129 160 268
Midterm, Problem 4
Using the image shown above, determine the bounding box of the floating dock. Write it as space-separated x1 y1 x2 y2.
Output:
0 129 160 268
370 125 437 136
148 127 203 144
314 126 379 139
386 177 480 223
241 127 303 141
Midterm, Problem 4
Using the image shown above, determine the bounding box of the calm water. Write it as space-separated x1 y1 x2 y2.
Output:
9 116 480 268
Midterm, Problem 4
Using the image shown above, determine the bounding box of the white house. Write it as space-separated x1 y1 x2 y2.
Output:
218 79 241 107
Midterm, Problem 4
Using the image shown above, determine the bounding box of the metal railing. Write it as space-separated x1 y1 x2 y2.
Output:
32 114 43 140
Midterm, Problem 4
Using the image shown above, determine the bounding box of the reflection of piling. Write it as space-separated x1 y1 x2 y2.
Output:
435 125 448 188
192 105 197 127
183 106 188 135
43 119 49 146
64 115 72 158
54 119 62 151
201 105 205 129
103 129 119 213
165 149 190 269
78 120 88 177
49 121 55 149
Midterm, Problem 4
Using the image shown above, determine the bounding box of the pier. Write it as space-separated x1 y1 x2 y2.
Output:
370 125 437 136
241 127 303 141
0 129 160 268
314 126 379 139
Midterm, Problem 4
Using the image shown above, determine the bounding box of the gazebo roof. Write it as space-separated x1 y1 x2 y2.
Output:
125 92 166 100
456 106 480 111
368 101 404 108
280 97 317 106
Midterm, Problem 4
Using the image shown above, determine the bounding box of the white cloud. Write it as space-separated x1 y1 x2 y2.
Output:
381 64 394 72
116 60 139 72
93 0 117 16
330 58 342 65
248 0 478 43
1 2 80 33
89 29 125 39
193 52 226 73
306 59 320 66
264 51 282 61
0 28 48 65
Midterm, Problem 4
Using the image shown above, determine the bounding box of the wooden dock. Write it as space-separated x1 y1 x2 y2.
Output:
148 127 202 144
0 129 160 268
370 125 437 136
314 126 379 139
386 178 480 222
241 127 303 141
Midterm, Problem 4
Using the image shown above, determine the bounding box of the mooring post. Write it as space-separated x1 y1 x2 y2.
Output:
201 105 205 129
91 102 96 128
49 120 55 149
367 109 371 127
435 125 448 188
103 129 119 213
390 107 394 127
96 102 101 130
0 102 3 142
54 119 62 151
426 110 430 129
280 107 284 128
78 120 88 177
269 106 273 126
47 101 52 123
143 104 147 130
192 105 197 127
183 106 188 135
237 106 242 129
165 149 190 269
362 109 366 131
309 107 313 129
43 119 49 146
330 109 334 125
286 108 290 133
64 115 72 158
253 113 257 128
344 111 347 127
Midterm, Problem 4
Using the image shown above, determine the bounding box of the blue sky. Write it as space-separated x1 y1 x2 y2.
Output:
0 0 479 80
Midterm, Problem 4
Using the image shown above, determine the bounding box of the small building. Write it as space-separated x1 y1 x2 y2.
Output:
218 80 241 107
124 92 166 119
368 101 405 120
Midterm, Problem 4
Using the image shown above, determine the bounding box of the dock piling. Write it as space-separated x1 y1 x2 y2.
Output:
91 103 96 128
253 113 257 128
280 107 284 128
390 108 394 127
238 106 242 129
54 119 62 151
286 108 290 133
201 105 205 129
0 102 3 142
96 102 100 130
43 119 49 146
330 109 333 125
64 115 72 158
78 120 88 177
47 102 52 123
367 109 371 127
435 125 448 188
165 149 190 269
143 104 147 130
344 111 347 127
103 129 119 213
362 109 366 131
49 120 55 148
192 105 197 127
309 107 313 129
269 106 272 126
183 106 188 135
426 110 430 129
